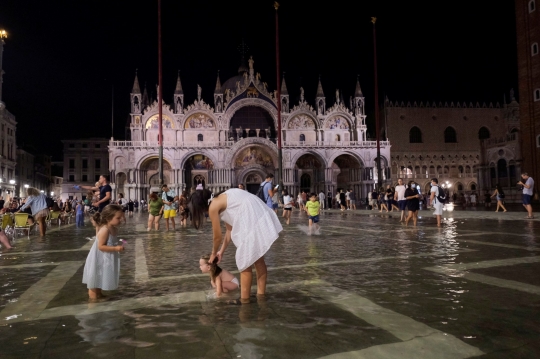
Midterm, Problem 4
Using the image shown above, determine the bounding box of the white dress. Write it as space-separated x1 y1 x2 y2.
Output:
82 233 120 290
220 188 283 272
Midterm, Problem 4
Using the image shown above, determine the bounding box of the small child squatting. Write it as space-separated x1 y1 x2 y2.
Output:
200 254 239 297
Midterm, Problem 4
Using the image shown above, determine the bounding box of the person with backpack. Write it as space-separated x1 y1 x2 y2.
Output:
429 178 446 227
256 174 277 210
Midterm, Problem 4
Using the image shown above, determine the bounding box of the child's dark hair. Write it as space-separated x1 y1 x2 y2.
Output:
201 254 222 281
310 192 317 198
92 204 123 226
190 188 213 229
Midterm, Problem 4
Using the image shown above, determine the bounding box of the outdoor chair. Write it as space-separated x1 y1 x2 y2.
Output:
1 214 15 238
14 213 32 238
47 211 61 226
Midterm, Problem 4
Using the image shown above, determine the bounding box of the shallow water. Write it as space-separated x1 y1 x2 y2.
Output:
0 210 539 358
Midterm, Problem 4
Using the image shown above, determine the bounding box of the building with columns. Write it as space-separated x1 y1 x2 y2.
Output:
109 57 390 200
386 94 522 201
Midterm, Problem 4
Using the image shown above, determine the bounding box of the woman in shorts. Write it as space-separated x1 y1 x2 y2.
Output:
18 187 50 237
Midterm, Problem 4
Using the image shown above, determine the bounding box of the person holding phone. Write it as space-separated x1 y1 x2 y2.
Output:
259 174 277 210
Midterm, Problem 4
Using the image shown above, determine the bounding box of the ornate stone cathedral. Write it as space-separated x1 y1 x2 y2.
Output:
108 57 390 200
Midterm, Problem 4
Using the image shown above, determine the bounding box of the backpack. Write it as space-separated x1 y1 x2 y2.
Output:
255 183 268 203
436 186 447 204
46 197 54 208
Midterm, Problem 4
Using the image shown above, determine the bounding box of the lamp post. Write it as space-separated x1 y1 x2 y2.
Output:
0 29 7 102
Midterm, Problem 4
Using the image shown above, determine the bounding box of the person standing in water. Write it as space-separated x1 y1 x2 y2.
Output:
190 187 282 304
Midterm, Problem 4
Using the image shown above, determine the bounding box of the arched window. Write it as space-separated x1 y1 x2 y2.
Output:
444 127 457 143
535 89 540 101
478 127 490 140
409 126 422 143
529 0 536 12
497 159 507 178
335 134 341 141
533 43 539 56
299 134 306 142
197 134 203 141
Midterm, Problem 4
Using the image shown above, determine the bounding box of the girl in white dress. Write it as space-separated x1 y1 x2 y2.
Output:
191 188 283 304
82 205 125 300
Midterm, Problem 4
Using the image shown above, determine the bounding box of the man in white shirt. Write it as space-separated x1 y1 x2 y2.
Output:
394 178 407 221
429 178 444 227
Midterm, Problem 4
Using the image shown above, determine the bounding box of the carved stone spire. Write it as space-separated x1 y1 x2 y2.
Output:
316 76 325 98
315 76 326 115
214 70 222 93
354 76 363 97
132 69 141 94
281 74 288 95
142 83 149 109
174 71 183 94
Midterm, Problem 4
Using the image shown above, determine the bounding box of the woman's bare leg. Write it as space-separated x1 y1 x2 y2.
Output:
240 267 253 303
254 257 267 296
499 200 507 212
38 217 46 237
147 215 153 230
154 216 160 230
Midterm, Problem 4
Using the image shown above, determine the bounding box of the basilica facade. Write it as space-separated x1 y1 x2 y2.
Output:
108 58 390 201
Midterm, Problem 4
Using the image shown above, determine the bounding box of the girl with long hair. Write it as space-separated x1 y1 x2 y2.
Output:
191 188 282 304
82 205 125 300
491 184 507 212
199 254 239 297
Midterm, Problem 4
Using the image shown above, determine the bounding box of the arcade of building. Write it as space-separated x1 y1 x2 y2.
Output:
109 57 390 200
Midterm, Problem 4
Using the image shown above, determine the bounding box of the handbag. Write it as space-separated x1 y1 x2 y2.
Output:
166 195 174 202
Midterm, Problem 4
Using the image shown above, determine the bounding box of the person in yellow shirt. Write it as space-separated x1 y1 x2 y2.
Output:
305 193 321 235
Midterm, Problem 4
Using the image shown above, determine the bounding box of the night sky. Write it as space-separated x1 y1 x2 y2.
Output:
0 1 517 159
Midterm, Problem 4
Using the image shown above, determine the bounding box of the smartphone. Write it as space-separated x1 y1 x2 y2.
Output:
274 184 280 189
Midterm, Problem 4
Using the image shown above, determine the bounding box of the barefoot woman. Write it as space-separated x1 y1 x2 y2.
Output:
191 188 283 303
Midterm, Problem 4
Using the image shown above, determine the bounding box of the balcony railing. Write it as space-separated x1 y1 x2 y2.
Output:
284 140 391 147
110 140 391 149
484 133 518 146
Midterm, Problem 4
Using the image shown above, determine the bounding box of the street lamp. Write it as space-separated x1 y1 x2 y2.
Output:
0 30 7 39
9 180 15 185
40 190 44 193
51 191 54 196
24 184 29 189
441 181 454 211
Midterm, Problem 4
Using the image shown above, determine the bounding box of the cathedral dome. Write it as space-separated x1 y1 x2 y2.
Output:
221 74 245 94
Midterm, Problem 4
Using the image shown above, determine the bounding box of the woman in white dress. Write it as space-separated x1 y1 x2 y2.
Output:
191 188 283 304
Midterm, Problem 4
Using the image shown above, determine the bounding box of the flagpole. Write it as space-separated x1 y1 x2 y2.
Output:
275 1 283 194
158 0 164 186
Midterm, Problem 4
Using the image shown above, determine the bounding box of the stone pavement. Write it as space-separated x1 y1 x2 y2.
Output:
0 206 539 358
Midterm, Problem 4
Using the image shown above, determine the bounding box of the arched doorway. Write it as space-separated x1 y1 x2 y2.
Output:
333 154 363 191
295 153 324 194
116 172 127 199
229 106 275 141
139 157 173 195
300 173 311 192
245 172 264 195
234 145 276 193
183 154 214 190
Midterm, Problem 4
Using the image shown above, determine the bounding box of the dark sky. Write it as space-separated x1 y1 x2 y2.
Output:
0 1 517 160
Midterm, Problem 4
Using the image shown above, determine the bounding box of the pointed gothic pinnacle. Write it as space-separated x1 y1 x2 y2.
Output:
215 70 222 93
281 73 288 95
355 75 363 97
316 76 325 98
174 70 183 94
132 69 141 94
